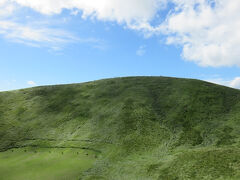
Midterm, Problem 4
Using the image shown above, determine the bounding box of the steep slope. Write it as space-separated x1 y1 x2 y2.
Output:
1 76 240 179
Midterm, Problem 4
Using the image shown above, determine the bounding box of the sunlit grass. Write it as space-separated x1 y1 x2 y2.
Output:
1 76 240 179
0 148 95 180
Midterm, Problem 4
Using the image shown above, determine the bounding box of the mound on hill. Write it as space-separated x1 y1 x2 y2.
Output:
1 76 240 179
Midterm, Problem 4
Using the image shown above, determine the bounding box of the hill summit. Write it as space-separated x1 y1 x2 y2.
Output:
1 76 240 179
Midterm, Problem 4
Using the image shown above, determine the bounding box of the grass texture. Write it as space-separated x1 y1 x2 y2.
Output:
1 76 240 179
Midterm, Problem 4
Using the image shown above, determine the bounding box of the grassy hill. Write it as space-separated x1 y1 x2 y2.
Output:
1 76 240 179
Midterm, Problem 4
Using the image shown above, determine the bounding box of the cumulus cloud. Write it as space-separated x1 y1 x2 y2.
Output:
1 0 167 48
162 0 240 67
1 0 240 67
12 0 165 24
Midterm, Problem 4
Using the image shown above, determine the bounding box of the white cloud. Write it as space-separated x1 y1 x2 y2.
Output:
161 0 240 67
0 20 79 49
0 1 105 50
206 77 240 89
1 0 240 67
229 77 240 89
0 0 166 50
27 81 37 86
12 0 165 24
136 45 146 56
206 78 229 87
0 0 17 17
0 19 105 50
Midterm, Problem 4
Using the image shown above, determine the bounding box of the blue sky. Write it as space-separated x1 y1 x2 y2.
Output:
1 0 240 91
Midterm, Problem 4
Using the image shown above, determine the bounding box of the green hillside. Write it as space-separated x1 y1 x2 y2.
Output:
1 76 240 179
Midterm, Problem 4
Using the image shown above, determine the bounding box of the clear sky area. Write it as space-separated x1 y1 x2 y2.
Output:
1 0 240 91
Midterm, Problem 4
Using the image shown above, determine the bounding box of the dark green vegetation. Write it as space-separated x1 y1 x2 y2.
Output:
1 76 240 179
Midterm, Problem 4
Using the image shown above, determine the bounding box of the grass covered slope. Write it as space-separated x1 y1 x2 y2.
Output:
1 76 240 179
